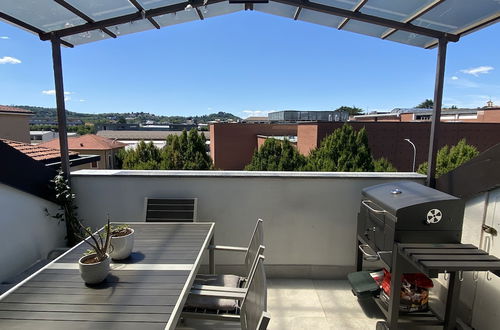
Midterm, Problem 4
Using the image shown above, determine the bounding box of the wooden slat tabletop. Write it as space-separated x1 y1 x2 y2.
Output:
0 222 214 330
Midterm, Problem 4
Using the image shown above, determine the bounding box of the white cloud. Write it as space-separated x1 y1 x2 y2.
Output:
460 66 494 76
65 96 71 102
42 89 73 95
451 76 459 80
242 110 271 117
79 99 86 102
0 56 21 64
448 77 479 88
0 36 9 40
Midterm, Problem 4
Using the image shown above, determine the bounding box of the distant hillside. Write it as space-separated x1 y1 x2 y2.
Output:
10 105 241 124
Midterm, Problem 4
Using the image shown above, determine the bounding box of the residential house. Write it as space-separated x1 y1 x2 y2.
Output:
39 134 126 169
0 105 32 143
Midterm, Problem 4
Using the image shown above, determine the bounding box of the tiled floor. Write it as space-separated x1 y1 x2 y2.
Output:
177 279 385 330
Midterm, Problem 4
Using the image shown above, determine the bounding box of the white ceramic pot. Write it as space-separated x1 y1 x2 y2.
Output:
109 228 135 260
78 253 110 284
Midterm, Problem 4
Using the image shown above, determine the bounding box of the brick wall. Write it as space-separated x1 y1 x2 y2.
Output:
210 123 297 170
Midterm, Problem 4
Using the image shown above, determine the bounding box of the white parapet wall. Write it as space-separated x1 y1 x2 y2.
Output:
0 183 66 283
72 170 425 278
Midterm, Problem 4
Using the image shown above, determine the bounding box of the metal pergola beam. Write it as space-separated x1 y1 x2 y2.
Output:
426 38 448 188
337 0 368 30
50 36 71 179
293 6 302 20
274 0 459 42
0 12 74 47
35 0 460 43
381 0 446 40
425 14 500 49
54 0 117 38
128 0 161 29
39 0 227 41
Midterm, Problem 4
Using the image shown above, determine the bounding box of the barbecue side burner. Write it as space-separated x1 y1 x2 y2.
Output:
357 181 464 267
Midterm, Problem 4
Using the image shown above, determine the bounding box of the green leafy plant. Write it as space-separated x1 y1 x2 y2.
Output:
116 129 212 170
78 216 112 262
245 138 306 171
304 124 374 172
45 169 82 246
417 138 479 178
373 157 397 172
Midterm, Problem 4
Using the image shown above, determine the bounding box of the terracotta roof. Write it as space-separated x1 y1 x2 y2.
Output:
39 134 127 150
1 139 77 162
0 105 33 114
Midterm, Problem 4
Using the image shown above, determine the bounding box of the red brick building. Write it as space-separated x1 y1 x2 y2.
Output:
210 122 500 172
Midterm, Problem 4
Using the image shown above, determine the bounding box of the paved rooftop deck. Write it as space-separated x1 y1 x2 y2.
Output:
177 279 385 330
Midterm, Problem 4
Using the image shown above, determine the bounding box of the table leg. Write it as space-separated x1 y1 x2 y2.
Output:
444 271 461 330
209 235 215 274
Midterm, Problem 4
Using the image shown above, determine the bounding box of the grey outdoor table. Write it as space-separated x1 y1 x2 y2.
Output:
0 222 215 330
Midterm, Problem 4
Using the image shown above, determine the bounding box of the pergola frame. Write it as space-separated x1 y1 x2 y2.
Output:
2 0 495 187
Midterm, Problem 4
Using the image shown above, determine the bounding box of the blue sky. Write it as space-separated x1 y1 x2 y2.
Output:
0 10 499 118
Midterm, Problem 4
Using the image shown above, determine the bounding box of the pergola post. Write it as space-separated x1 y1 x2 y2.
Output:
50 35 71 180
426 37 448 188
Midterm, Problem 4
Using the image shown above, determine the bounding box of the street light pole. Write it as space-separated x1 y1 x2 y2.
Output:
404 139 416 172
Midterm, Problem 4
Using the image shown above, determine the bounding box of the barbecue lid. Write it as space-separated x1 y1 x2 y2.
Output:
362 181 460 215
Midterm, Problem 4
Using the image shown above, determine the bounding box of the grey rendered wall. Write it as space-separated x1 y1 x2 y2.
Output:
72 170 425 278
0 183 66 283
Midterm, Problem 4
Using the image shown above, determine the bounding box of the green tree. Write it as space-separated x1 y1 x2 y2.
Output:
374 157 397 172
161 129 212 170
117 116 127 124
416 99 434 108
120 141 161 170
417 138 479 177
304 124 374 172
245 138 306 171
336 106 363 116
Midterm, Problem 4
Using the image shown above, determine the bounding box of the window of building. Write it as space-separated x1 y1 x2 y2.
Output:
91 161 98 168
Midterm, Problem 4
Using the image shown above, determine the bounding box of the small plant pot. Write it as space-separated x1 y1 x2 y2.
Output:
109 228 135 260
78 253 110 284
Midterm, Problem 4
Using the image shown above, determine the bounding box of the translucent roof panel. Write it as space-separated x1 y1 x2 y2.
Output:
107 20 157 38
414 0 500 34
202 3 244 19
154 10 199 28
137 0 185 11
64 0 137 22
61 29 112 46
386 30 437 48
298 9 344 29
1 0 85 32
361 0 436 22
0 0 498 48
342 20 389 38
254 2 297 19
310 0 358 11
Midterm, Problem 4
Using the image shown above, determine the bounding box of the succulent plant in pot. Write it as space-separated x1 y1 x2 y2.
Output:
109 224 135 260
76 216 112 285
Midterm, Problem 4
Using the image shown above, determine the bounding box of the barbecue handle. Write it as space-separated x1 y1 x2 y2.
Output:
361 200 387 214
358 244 379 261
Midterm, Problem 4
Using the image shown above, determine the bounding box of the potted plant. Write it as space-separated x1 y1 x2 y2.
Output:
109 224 135 260
77 216 112 284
